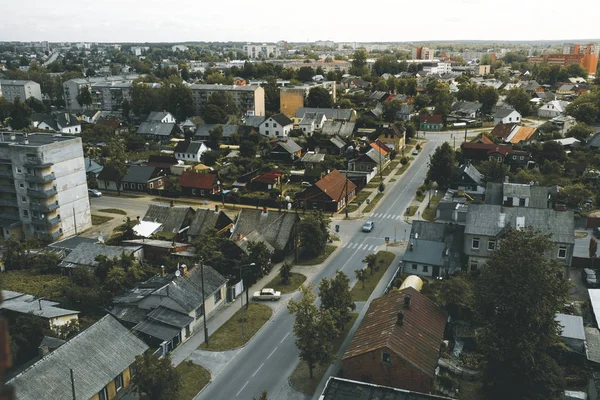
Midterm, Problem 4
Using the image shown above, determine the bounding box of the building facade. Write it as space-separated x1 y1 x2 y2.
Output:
0 132 91 242
0 80 42 102
63 76 139 112
243 43 280 59
189 84 265 117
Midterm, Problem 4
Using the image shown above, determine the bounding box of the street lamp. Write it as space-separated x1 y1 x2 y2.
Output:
344 146 354 219
217 180 225 205
199 262 209 345
239 262 256 340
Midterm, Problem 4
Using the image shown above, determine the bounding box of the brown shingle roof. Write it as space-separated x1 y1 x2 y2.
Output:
370 142 389 156
315 170 357 202
343 287 447 377
419 114 443 124
179 171 218 189
490 123 517 140
507 126 536 143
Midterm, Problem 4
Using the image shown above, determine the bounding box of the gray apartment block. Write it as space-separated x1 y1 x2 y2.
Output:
63 75 138 112
189 84 265 117
0 80 43 102
0 132 91 242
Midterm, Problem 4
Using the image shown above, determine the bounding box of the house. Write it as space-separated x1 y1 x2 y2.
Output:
96 117 128 134
402 221 464 278
323 135 348 155
374 123 406 152
269 138 302 162
179 171 219 197
180 119 197 134
6 315 148 400
520 80 544 94
174 140 208 162
301 151 326 168
556 313 585 354
298 112 327 135
194 124 241 144
187 209 234 242
549 115 577 136
493 108 521 126
451 101 483 118
484 182 554 209
419 114 443 131
79 109 102 124
32 112 82 134
146 154 179 169
259 113 294 138
122 238 194 260
538 100 570 119
461 142 531 169
60 242 144 274
321 120 356 137
342 288 447 393
490 123 537 144
464 204 574 274
142 204 195 238
349 147 390 173
587 132 600 150
320 377 454 400
296 107 356 123
84 157 103 178
295 170 357 212
250 170 285 190
0 290 80 333
452 163 485 197
396 104 416 121
230 208 298 253
120 166 166 193
137 111 180 141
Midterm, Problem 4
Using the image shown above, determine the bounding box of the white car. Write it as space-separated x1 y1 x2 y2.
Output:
412 149 419 156
88 189 102 197
362 221 375 232
252 288 281 301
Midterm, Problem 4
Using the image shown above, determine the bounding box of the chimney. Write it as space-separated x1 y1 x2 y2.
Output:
409 242 414 251
180 264 188 276
136 216 141 223
396 312 404 326
404 295 411 308
215 205 219 213
39 345 50 357
161 265 165 277
38 299 43 310
262 206 268 215
170 200 175 207
89 158 92 166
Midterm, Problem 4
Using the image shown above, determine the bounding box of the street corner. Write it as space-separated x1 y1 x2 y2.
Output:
187 348 242 379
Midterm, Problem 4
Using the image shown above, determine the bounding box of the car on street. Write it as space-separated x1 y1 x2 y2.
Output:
412 149 419 155
88 189 102 197
362 221 375 232
582 268 599 287
252 288 281 301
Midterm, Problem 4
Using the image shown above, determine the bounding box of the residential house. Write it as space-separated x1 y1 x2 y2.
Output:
120 166 166 193
320 377 454 400
451 101 483 118
295 170 357 212
464 204 574 274
146 154 179 169
194 124 241 145
490 123 537 144
301 151 326 169
419 114 443 131
32 112 82 134
174 140 208 162
321 120 356 137
484 182 554 209
230 208 299 253
96 117 128 135
493 108 521 126
142 204 195 239
461 142 531 170
84 157 103 178
179 171 219 197
181 119 197 134
349 147 390 173
520 80 544 94
187 209 234 242
587 132 600 150
452 163 485 198
269 138 302 162
556 313 585 354
243 116 267 129
250 170 285 191
137 111 180 142
122 238 194 260
259 113 294 138
396 104 416 122
374 123 406 152
342 287 447 393
322 135 348 155
6 315 148 400
79 109 101 124
537 100 570 119
402 221 464 278
549 115 577 136
0 290 80 333
60 242 144 275
298 112 327 135
295 107 356 124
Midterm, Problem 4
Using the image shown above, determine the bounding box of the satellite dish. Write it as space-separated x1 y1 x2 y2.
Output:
161 265 165 270
175 270 181 277
287 203 292 210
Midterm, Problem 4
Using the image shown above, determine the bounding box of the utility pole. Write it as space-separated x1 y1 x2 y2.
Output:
70 369 76 400
200 263 209 345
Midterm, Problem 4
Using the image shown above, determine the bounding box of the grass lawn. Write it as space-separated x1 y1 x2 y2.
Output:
388 178 397 183
175 361 211 400
296 244 337 266
91 214 113 225
396 162 410 175
264 272 307 294
198 303 272 351
405 206 418 216
422 193 443 222
351 251 396 301
352 189 372 205
363 193 384 213
97 208 127 215
0 270 69 299
346 203 359 213
415 193 425 202
290 313 359 395
458 378 485 400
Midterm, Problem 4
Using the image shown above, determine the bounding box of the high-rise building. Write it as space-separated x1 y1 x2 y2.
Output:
0 80 42 102
563 42 599 57
63 76 139 112
414 47 434 60
189 84 265 117
243 43 280 59
0 132 91 242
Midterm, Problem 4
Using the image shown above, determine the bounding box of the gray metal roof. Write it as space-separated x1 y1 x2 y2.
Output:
236 230 276 255
133 319 180 341
244 116 266 128
194 124 239 139
49 236 97 252
231 209 298 251
262 113 293 127
0 290 79 319
330 135 346 149
147 306 194 328
147 111 172 121
123 165 162 184
458 164 484 187
301 152 326 163
137 121 176 136
7 315 148 400
109 304 149 324
321 121 355 137
297 107 354 121
142 204 194 234
188 209 232 237
494 108 519 119
556 313 585 340
464 204 574 243
61 243 142 268
402 240 446 266
484 182 503 205
273 138 302 154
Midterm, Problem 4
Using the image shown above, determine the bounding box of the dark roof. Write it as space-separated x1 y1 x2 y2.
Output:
133 319 181 341
321 121 355 137
174 140 205 154
315 170 357 202
147 154 178 168
188 209 233 237
109 305 149 324
38 336 66 350
96 164 119 181
402 221 464 271
451 101 483 114
343 287 447 378
179 171 218 189
264 113 293 127
490 123 517 139
142 204 194 234
147 111 172 121
494 108 519 119
48 236 97 252
194 124 239 139
96 117 123 130
137 121 176 136
321 377 454 400
588 132 600 149
7 315 148 400
147 306 194 328
297 107 354 121
123 166 164 184
61 243 142 268
459 163 484 186
272 138 301 154
244 116 266 128
84 157 103 175
484 182 503 205
186 264 228 297
0 290 79 319
419 114 442 124
231 209 298 251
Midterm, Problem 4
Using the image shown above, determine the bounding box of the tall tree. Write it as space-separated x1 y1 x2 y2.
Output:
350 50 368 76
209 125 224 149
297 212 329 259
280 262 292 285
76 86 92 109
382 99 403 122
319 270 356 331
476 228 568 400
105 137 128 195
262 77 280 113
288 285 338 379
362 253 378 275
25 96 46 113
354 269 367 288
297 66 316 82
9 98 33 129
240 140 257 158
426 142 457 189
132 353 180 400
306 87 333 108
505 87 532 116
478 86 499 115
590 237 598 268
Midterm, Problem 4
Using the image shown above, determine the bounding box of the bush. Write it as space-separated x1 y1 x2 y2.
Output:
416 143 421 150
400 156 409 165
459 352 484 370
437 373 459 389
416 189 423 197
271 249 285 263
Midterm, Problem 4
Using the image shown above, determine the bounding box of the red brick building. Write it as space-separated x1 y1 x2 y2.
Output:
342 288 447 393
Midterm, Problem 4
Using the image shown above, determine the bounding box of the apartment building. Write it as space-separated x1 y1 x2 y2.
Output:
0 132 91 242
0 80 42 102
243 43 280 59
63 75 138 112
189 84 265 117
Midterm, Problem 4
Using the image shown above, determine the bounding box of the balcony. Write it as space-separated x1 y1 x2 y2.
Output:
0 198 17 207
39 229 63 242
31 215 61 227
27 187 57 199
0 170 13 178
0 184 16 193
24 172 55 184
0 159 11 165
30 201 59 213
23 158 53 168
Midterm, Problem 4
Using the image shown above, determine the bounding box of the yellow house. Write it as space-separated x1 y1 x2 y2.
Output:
7 315 148 400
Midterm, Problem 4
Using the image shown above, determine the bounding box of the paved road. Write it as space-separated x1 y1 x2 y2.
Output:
196 136 446 400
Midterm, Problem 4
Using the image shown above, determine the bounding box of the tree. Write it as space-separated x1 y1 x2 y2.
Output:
354 269 367 289
440 274 474 319
25 96 46 113
254 391 269 400
76 86 92 109
567 123 595 141
121 99 131 120
297 66 315 82
382 99 403 122
505 87 532 116
10 314 47 365
554 184 592 208
590 237 598 268
426 142 457 189
319 270 356 331
201 150 218 166
476 228 568 400
306 87 333 108
479 86 499 115
105 138 128 195
132 353 180 400
262 77 280 113
164 175 181 193
567 100 599 125
9 98 33 129
280 262 292 285
350 50 368 76
413 94 430 111
203 104 227 124
362 253 378 275
288 285 338 379
240 140 257 158
297 212 329 259
209 125 223 149
104 266 127 294
245 241 273 284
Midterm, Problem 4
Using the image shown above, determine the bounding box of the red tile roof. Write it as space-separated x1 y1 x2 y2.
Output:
470 133 494 144
419 114 443 124
252 170 284 184
370 142 389 156
179 171 218 189
343 287 447 377
315 170 357 202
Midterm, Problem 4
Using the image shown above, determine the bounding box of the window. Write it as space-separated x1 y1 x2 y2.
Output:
214 289 222 303
16 167 22 174
423 265 429 273
22 210 29 217
520 156 524 160
519 198 526 207
149 182 154 189
265 123 269 128
196 304 204 318
158 179 162 185
19 182 24 188
275 131 279 135
412 263 417 270
470 260 478 272
115 373 123 392
472 238 480 249
488 240 496 251
98 387 108 400
558 246 567 259
265 130 269 135
382 352 391 365
21 196 27 203
138 184 143 190
123 183 129 189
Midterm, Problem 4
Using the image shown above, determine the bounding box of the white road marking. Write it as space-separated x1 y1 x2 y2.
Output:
341 242 347 248
252 363 264 377
280 332 290 343
368 245 375 251
236 381 249 396
350 243 358 249
267 347 277 359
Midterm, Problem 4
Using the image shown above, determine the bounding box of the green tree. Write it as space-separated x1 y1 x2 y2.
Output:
440 274 474 319
288 285 339 379
413 94 430 111
297 212 329 259
555 184 592 208
25 96 46 113
382 99 403 122
567 123 595 141
164 175 181 193
122 99 131 120
306 87 333 108
240 140 257 158
350 50 368 76
203 104 227 124
280 262 292 285
567 100 599 125
262 77 280 113
132 353 180 400
362 253 378 275
254 390 269 400
456 82 479 102
476 228 568 400
10 314 47 365
426 142 457 189
103 266 127 294
209 125 224 149
319 270 356 331
245 241 273 284
200 150 218 166
9 98 33 129
505 87 532 116
76 86 92 109
479 86 500 115
297 66 315 82
354 269 367 289
590 237 598 268
105 138 128 195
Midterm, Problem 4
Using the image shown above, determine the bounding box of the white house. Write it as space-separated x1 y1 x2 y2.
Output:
174 140 208 162
259 113 294 138
493 108 521 126
537 100 570 119
298 112 327 136
147 111 176 123
33 112 82 134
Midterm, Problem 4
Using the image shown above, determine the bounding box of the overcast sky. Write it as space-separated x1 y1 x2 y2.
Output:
4 0 600 43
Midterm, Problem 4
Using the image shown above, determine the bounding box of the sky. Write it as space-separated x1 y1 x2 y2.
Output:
3 0 600 43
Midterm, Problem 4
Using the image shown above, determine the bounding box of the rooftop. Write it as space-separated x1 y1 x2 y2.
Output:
0 290 79 319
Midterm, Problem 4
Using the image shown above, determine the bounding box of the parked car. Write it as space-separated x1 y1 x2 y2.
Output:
252 288 281 301
582 268 598 288
88 189 102 197
362 221 375 232
412 149 419 155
